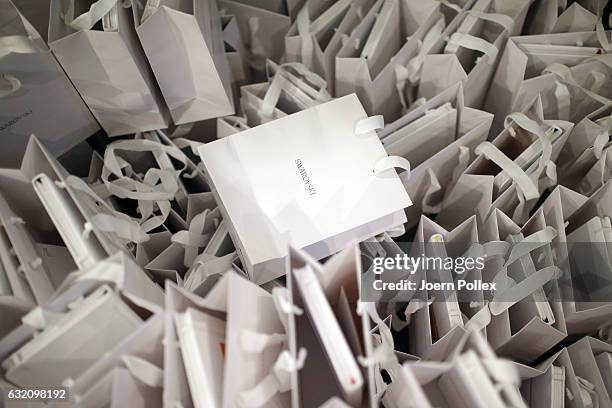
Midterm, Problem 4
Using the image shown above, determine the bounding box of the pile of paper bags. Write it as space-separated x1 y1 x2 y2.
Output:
1 0 612 406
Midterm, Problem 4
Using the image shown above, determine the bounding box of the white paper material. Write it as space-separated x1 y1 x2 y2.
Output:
198 95 411 283
2 285 143 388
0 0 99 163
134 0 235 124
48 0 169 136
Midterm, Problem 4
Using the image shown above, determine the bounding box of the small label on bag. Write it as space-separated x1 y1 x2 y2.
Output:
295 159 317 196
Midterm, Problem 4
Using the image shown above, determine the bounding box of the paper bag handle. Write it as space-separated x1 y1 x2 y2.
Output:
476 141 540 200
63 0 120 31
121 355 163 388
0 73 20 98
0 35 45 58
466 10 515 33
296 6 314 70
171 208 217 267
373 156 411 176
240 330 286 353
446 33 498 64
140 0 161 23
60 176 150 243
395 17 445 112
237 349 307 408
246 17 267 70
543 63 612 106
260 64 330 119
102 138 188 231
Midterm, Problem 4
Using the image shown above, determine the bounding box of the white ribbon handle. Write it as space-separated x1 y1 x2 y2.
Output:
64 0 119 31
442 146 471 204
296 6 314 70
396 16 445 109
247 17 267 70
140 0 160 23
0 35 45 58
422 167 442 214
446 33 499 64
354 115 384 136
260 73 291 118
84 213 150 243
171 208 218 267
237 349 307 408
271 62 331 101
102 139 188 230
61 176 150 243
403 298 433 324
475 142 540 200
503 227 557 268
490 266 561 315
240 330 286 353
358 302 396 365
121 355 163 388
0 73 21 98
504 112 558 189
553 80 571 121
464 304 491 332
544 63 612 106
373 156 411 176
467 10 515 33
271 287 303 334
574 376 599 408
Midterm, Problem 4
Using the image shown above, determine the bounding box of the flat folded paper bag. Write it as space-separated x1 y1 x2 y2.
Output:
198 94 412 283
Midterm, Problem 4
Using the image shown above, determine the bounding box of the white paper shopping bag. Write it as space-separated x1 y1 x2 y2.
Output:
133 0 235 125
2 284 144 388
490 209 567 364
513 60 612 126
163 272 287 408
334 0 443 121
484 31 611 135
240 82 288 126
417 0 533 108
0 297 32 341
466 96 573 224
286 245 378 407
198 95 412 284
406 216 483 359
62 313 164 408
560 182 612 336
567 337 612 408
218 0 291 71
379 84 493 229
222 14 249 106
284 0 376 91
577 145 612 195
404 331 526 408
524 0 598 35
48 0 170 136
557 107 612 189
0 137 89 305
239 61 332 125
0 0 99 164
